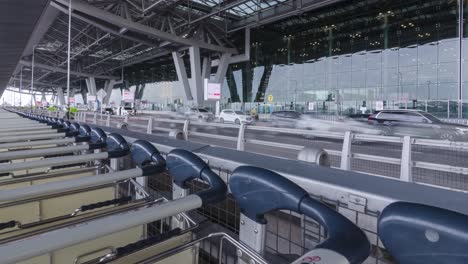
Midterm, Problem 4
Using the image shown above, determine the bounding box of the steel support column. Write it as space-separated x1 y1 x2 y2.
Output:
57 87 65 106
103 79 115 105
172 51 193 101
201 56 212 80
190 46 203 106
86 77 97 95
40 91 47 106
214 53 231 84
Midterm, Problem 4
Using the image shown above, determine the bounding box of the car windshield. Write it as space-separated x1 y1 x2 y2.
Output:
198 109 208 112
235 111 245 115
420 112 441 123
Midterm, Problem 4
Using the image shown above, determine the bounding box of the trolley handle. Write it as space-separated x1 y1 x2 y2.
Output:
73 196 132 215
114 228 181 257
0 220 18 231
166 149 227 205
130 140 166 175
229 166 371 264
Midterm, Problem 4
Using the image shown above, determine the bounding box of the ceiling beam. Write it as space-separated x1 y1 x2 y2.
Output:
19 60 119 80
50 1 158 47
229 0 342 32
53 0 237 54
188 0 251 25
10 77 79 88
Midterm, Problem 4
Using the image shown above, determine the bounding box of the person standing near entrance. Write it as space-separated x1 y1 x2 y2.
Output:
65 104 70 120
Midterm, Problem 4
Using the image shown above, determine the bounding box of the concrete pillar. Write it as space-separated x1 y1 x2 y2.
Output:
81 89 87 105
40 92 46 106
103 80 115 105
86 77 97 95
70 87 76 98
214 53 231 84
201 56 212 80
172 51 193 101
135 84 145 99
189 46 203 106
56 88 65 106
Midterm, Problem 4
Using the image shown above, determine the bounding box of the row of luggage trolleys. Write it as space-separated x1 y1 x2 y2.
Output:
0 108 466 264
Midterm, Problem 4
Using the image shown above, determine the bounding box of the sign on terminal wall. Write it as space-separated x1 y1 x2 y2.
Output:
122 91 135 102
204 79 221 100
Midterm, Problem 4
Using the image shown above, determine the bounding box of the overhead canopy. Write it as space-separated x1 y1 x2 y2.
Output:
3 0 339 95
0 0 50 96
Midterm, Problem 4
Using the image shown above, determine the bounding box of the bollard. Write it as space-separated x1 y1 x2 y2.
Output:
168 130 184 140
297 147 330 167
118 122 128 130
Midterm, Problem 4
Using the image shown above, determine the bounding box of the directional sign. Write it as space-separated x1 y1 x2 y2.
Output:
97 89 107 101
206 83 221 100
122 91 135 102
87 95 96 102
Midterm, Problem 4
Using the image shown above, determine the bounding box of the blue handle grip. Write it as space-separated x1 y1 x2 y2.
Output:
90 127 107 146
166 149 227 205
229 166 370 264
76 124 91 142
379 202 468 264
130 140 166 175
106 133 129 158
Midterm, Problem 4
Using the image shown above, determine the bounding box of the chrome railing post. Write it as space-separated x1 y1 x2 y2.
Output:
146 117 153 134
400 136 413 182
183 119 190 140
340 131 353 170
106 114 110 126
237 123 246 151
93 112 97 124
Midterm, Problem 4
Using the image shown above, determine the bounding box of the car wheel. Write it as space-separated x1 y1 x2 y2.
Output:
198 116 203 121
440 130 456 141
235 119 240 125
382 126 393 136
220 118 224 123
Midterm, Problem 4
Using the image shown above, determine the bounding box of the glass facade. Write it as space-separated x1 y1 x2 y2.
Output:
234 0 468 118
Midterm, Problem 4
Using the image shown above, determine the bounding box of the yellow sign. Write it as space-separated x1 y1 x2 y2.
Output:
267 94 274 102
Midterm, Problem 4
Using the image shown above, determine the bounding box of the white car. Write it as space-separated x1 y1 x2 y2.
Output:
185 108 214 122
296 114 381 135
219 110 253 124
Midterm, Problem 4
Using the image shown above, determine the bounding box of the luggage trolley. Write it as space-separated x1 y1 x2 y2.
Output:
0 137 197 264
0 128 134 234
0 117 78 153
0 141 372 264
0 142 225 264
128 162 371 264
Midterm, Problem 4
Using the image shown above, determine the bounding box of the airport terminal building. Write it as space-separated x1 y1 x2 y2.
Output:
240 0 466 118
117 0 467 119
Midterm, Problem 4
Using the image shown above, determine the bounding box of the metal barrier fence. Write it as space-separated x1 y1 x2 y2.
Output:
69 111 468 192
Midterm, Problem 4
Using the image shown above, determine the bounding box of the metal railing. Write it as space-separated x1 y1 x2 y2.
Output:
62 111 468 191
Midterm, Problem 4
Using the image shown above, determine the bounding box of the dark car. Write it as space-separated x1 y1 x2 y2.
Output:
270 110 301 128
368 110 468 141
